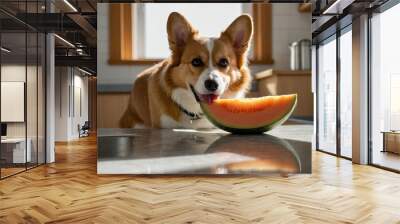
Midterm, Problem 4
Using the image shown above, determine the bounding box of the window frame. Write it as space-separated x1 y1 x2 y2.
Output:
108 3 274 65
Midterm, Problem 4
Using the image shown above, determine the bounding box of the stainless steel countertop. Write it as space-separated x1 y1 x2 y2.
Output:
97 127 311 175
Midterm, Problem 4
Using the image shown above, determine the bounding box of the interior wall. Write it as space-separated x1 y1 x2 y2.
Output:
271 4 311 70
1 64 39 139
72 73 89 138
55 67 89 141
55 67 70 141
88 77 97 131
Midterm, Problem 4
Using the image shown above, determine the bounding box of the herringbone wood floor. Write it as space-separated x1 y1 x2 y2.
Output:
1 135 400 224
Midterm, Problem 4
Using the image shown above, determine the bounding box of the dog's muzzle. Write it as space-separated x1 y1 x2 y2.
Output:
189 84 218 104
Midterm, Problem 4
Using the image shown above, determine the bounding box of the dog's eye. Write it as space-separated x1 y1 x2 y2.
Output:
218 58 229 68
191 58 204 67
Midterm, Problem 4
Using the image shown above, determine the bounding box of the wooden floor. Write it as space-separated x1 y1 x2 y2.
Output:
373 151 400 171
1 167 26 178
1 135 400 224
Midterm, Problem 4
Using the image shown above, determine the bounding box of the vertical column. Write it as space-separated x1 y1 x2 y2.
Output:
312 45 317 150
46 33 55 163
336 30 341 157
352 14 369 164
46 0 55 163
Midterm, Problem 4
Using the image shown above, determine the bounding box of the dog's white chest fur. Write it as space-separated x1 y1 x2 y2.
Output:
159 88 214 129
171 88 202 115
160 114 214 129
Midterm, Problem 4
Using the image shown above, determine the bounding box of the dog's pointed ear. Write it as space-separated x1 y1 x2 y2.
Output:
221 14 253 55
167 12 196 52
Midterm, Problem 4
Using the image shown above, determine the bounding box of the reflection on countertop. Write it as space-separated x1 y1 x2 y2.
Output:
97 126 312 175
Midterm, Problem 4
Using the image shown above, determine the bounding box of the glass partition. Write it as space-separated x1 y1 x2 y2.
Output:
317 36 337 154
0 31 28 177
27 30 38 169
0 1 46 179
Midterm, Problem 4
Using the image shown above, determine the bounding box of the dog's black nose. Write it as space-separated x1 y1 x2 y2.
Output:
204 79 218 92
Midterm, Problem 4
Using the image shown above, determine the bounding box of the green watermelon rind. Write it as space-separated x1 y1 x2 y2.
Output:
200 95 297 134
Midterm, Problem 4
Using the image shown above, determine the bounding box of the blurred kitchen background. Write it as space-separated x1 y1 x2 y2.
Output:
97 3 312 128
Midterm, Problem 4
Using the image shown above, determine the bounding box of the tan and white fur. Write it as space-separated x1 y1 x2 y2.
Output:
119 12 253 129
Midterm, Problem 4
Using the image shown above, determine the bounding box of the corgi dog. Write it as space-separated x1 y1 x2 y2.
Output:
119 12 253 129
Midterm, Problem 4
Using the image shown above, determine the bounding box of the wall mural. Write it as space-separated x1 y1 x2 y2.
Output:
97 3 312 175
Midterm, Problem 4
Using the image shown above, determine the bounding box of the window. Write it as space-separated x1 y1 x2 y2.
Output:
316 25 353 159
317 36 337 154
370 2 400 171
108 3 273 65
135 3 245 59
339 28 352 158
390 75 400 130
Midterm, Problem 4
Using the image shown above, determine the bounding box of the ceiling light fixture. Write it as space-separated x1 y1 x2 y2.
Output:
1 47 11 53
323 0 355 15
77 67 93 76
76 48 84 55
63 0 78 12
54 34 75 48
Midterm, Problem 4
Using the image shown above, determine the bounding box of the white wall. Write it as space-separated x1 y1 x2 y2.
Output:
71 74 89 138
98 3 310 87
1 65 36 138
271 4 311 70
1 63 47 163
1 65 26 140
54 67 89 141
55 67 69 141
1 65 26 82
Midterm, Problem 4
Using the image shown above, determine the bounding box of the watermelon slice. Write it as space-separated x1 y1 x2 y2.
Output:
199 94 297 134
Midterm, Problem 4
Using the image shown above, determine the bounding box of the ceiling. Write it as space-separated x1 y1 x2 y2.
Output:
0 0 97 74
311 0 390 42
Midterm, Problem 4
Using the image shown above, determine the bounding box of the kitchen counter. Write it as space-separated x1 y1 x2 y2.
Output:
98 126 312 175
254 69 313 120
